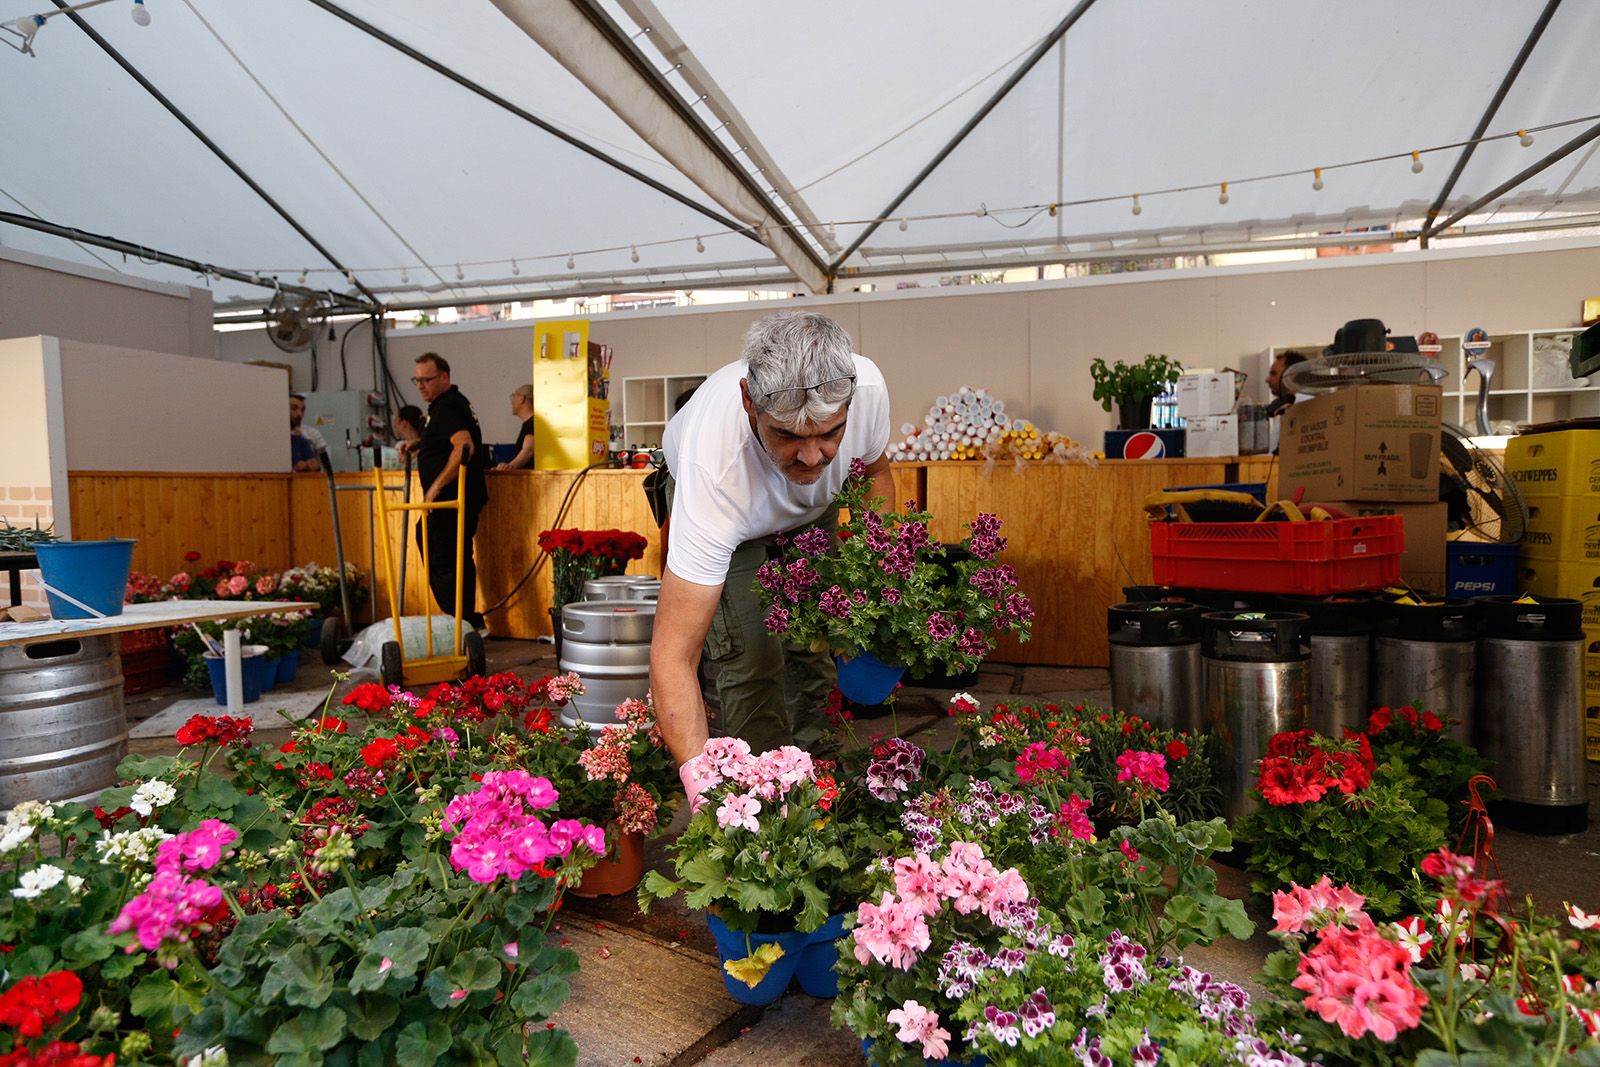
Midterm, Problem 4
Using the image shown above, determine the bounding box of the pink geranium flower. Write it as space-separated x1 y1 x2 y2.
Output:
1291 919 1427 1041
716 793 761 833
852 891 932 971
887 999 951 1061
1115 750 1170 794
1271 876 1368 936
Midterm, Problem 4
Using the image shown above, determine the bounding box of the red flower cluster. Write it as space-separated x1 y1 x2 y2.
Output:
342 683 393 714
358 725 433 769
536 528 649 562
91 805 132 830
0 971 81 1038
1165 739 1190 761
1257 730 1375 807
1367 705 1446 736
174 714 254 748
0 1042 112 1067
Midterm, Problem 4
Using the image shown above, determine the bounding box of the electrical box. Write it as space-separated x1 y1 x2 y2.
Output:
301 390 379 472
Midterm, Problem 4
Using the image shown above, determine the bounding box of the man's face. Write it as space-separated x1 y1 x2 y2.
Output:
413 363 448 403
741 381 848 485
510 391 529 416
1267 357 1287 399
289 396 304 429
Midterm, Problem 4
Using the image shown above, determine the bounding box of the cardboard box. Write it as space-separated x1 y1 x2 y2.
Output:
1104 428 1185 459
1323 501 1447 593
1176 373 1238 418
1505 429 1600 497
1278 384 1442 501
1520 494 1600 562
1184 414 1237 458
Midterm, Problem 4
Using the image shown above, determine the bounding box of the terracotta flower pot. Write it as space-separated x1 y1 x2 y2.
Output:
569 828 645 898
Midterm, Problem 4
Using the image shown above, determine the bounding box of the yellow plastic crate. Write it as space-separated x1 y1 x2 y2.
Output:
1519 559 1600 629
1521 494 1600 562
1505 430 1600 497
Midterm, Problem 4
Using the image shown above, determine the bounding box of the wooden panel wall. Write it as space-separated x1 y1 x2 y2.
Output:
923 459 1233 667
69 473 293 578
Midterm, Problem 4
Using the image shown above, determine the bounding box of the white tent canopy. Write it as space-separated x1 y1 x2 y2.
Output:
3 0 1598 312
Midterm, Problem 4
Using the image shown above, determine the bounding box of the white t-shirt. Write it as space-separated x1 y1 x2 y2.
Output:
662 354 891 587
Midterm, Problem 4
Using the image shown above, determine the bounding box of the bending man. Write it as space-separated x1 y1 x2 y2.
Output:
650 311 894 797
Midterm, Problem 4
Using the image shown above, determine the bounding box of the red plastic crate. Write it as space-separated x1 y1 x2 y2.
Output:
1150 515 1404 594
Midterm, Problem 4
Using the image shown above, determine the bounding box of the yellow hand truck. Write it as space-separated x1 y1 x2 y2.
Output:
371 465 486 686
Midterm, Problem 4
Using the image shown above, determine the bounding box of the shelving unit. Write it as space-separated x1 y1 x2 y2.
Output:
1268 328 1599 431
619 374 707 450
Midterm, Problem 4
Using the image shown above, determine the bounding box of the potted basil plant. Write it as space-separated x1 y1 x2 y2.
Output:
1090 354 1184 429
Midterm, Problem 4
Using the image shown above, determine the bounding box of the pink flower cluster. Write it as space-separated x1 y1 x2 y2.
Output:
615 696 663 746
1014 742 1068 784
1292 917 1428 1041
441 769 604 884
887 999 951 1061
681 738 817 819
1114 749 1170 795
1055 794 1094 842
544 672 585 705
1271 877 1369 936
852 842 1028 972
107 819 238 953
613 781 658 835
578 726 633 783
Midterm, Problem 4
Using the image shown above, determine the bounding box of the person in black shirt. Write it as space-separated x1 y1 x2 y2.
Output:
494 383 536 470
406 352 489 631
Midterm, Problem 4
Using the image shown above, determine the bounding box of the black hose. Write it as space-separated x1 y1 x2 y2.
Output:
477 458 620 618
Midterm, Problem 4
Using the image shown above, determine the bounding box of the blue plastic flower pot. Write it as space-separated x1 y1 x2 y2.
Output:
835 649 906 705
861 1038 988 1067
259 655 280 693
795 912 847 997
275 648 301 684
34 538 136 619
705 912 806 1006
303 615 323 649
204 650 265 706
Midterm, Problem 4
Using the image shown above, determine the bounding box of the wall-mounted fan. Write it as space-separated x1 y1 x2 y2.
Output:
1441 422 1525 543
267 289 321 353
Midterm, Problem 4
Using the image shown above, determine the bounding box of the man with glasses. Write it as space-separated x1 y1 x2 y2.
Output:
406 352 489 634
652 311 894 799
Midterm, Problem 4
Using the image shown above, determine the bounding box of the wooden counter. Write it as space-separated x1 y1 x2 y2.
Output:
68 459 1267 666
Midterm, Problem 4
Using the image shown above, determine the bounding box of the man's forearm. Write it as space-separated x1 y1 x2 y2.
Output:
870 468 897 511
426 449 464 500
650 652 710 768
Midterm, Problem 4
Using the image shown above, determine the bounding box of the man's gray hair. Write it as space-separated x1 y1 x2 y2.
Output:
742 311 857 425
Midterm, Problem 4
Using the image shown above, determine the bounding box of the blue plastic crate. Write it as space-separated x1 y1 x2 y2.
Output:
1446 540 1518 598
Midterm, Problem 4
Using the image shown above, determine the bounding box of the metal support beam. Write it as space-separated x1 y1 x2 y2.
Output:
490 0 831 294
52 0 380 309
1420 0 1562 248
830 0 1099 272
1422 118 1600 239
0 210 368 309
302 0 756 246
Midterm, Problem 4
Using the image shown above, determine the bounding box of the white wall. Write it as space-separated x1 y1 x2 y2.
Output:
213 237 1600 448
58 340 288 472
0 248 215 359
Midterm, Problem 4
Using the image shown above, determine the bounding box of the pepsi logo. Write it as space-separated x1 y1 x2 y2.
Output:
1122 432 1166 459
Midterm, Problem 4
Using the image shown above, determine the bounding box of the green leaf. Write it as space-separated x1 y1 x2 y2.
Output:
341 995 400 1041
355 1035 395 1067
101 951 141 981
265 1005 348 1059
349 927 431 993
263 943 336 1008
678 852 726 887
130 970 205 1022
508 973 571 1020
394 1018 452 1063
449 948 503 992
59 927 117 967
523 1026 578 1067
192 772 244 811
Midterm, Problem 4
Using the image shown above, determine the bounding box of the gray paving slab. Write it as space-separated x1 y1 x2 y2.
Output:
696 995 861 1066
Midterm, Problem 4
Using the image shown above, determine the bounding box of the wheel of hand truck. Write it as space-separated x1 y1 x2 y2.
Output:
462 629 486 678
380 641 404 687
319 613 350 666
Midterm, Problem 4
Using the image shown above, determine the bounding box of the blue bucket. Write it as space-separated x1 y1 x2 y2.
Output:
34 538 137 619
794 912 847 998
275 649 302 684
835 649 906 705
204 646 267 706
704 913 806 1005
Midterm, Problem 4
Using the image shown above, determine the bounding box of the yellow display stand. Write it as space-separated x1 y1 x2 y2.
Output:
532 319 611 470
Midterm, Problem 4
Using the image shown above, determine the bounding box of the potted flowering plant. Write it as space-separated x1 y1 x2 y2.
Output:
537 528 649 610
1236 712 1485 918
1257 851 1600 1062
637 738 848 1004
756 459 1033 703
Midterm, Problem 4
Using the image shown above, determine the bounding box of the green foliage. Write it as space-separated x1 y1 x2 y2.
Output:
1089 353 1184 411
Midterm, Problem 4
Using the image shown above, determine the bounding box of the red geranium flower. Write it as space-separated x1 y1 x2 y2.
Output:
1420 711 1443 732
1265 730 1316 759
342 683 392 714
360 737 399 768
1165 739 1189 760
0 970 82 1038
1259 758 1329 806
316 716 349 734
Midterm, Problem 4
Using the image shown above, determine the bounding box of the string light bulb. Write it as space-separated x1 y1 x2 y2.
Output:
1411 151 1424 174
975 203 988 218
1312 167 1324 191
399 267 409 284
130 0 150 26
1047 203 1058 217
454 263 464 281
1217 182 1229 205
630 245 640 263
298 270 307 285
1130 194 1142 216
566 254 575 270
1518 129 1534 147
694 236 704 253
898 218 908 232
510 258 520 276
825 223 837 241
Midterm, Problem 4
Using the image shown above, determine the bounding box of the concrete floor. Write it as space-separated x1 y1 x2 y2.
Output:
123 637 1600 1066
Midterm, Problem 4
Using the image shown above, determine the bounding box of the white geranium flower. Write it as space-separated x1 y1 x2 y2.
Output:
12 864 65 899
185 1046 228 1066
0 801 54 854
0 822 33 854
66 875 85 895
130 779 177 817
95 826 171 867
